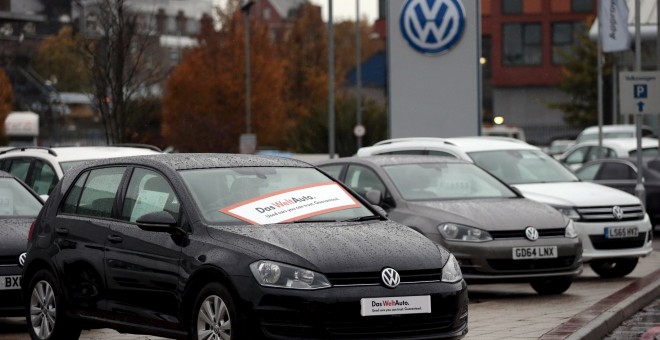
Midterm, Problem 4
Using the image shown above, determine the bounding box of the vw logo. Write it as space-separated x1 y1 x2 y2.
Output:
381 268 401 288
19 253 27 267
612 206 624 220
399 0 466 55
525 227 539 241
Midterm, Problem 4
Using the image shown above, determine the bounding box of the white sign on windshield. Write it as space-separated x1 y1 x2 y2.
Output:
221 182 361 225
0 188 13 215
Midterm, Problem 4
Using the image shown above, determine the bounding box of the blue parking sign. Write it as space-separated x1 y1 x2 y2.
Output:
634 84 647 99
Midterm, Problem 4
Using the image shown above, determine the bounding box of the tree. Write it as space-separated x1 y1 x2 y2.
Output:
333 19 384 87
549 22 612 127
162 7 288 152
33 26 92 92
84 0 166 144
0 69 13 145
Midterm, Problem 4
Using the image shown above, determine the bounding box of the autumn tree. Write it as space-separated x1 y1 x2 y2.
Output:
333 18 384 87
84 0 166 144
0 69 13 145
33 26 91 92
162 7 288 152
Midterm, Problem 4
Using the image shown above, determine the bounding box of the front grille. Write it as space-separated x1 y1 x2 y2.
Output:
488 256 577 271
589 233 647 250
0 255 19 266
326 268 442 286
577 205 644 222
490 228 565 239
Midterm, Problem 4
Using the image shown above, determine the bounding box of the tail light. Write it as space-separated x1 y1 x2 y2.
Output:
28 220 36 241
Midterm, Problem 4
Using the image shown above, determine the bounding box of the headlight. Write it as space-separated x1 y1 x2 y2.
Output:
438 223 492 242
250 260 331 290
442 254 462 283
555 207 581 220
565 219 578 238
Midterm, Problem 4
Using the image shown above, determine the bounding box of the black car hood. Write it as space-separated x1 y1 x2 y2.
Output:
206 220 449 274
407 198 567 231
0 218 31 257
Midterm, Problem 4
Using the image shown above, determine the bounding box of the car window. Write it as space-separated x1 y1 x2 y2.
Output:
427 150 457 158
629 148 659 157
318 164 343 179
0 178 42 216
469 149 578 184
6 158 32 182
345 165 386 198
62 172 89 214
121 168 180 223
597 162 636 180
574 163 601 180
585 146 615 162
564 147 587 165
32 160 58 195
68 167 126 218
384 163 517 200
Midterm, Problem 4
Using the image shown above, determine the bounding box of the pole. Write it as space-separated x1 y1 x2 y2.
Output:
356 0 363 150
597 0 604 158
634 0 645 206
244 7 252 134
328 0 335 159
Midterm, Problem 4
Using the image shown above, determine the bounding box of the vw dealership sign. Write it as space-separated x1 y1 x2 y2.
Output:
388 0 480 138
399 0 466 55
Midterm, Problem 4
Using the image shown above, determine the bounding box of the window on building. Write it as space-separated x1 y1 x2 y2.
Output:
503 23 542 66
502 0 522 14
572 0 594 12
166 16 177 34
263 8 271 19
186 18 200 35
552 22 585 64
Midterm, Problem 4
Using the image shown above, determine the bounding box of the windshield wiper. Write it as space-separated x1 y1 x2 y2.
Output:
292 219 338 223
342 215 385 222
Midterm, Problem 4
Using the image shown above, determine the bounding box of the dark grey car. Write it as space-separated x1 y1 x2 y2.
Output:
318 156 583 295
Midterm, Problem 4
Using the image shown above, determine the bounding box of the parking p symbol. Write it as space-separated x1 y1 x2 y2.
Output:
634 84 648 99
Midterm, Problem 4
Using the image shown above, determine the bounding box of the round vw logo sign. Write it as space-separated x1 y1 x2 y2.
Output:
19 253 27 267
612 206 624 220
399 0 466 55
381 268 401 288
525 227 539 241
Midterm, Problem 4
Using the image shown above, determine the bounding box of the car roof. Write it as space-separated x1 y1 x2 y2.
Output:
363 136 537 154
319 155 470 167
0 146 162 162
580 125 638 133
571 138 659 150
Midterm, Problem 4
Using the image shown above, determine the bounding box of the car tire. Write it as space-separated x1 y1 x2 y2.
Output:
590 258 639 278
189 282 244 340
26 269 81 340
529 277 573 295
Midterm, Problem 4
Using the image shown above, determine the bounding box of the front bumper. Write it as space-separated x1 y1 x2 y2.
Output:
0 264 24 317
232 276 469 339
575 214 654 262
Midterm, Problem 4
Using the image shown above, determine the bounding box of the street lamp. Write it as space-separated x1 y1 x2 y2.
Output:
240 0 256 154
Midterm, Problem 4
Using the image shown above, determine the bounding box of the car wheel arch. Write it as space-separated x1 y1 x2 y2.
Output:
22 258 58 296
181 266 238 327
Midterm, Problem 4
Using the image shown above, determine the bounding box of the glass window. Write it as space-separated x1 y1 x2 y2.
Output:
62 172 89 214
469 149 579 184
428 150 457 158
0 178 42 216
76 167 126 218
166 16 177 34
552 22 585 64
31 160 58 195
630 148 659 157
345 165 386 199
575 163 601 180
585 146 615 162
598 163 636 180
503 23 542 65
502 0 522 14
7 158 31 182
121 168 180 223
572 0 593 12
565 147 587 165
318 164 343 179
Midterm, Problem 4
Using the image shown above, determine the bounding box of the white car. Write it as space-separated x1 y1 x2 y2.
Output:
0 145 162 197
575 124 655 144
558 138 660 170
358 137 654 278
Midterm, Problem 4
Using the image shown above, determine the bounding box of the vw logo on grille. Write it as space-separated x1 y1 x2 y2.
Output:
612 206 624 220
381 268 401 288
525 227 539 241
399 0 466 55
19 253 27 267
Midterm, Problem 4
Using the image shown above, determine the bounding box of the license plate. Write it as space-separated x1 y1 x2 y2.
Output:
605 226 638 239
512 246 558 260
0 275 21 290
360 295 431 316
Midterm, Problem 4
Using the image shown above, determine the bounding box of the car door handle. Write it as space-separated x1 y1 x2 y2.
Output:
107 235 123 243
55 228 69 236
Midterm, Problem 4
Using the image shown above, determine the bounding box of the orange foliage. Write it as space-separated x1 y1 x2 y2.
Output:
162 12 288 152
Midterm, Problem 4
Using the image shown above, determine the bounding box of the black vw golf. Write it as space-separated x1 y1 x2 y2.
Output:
22 154 468 340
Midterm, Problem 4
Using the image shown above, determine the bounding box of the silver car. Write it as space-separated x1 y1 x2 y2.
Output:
318 155 583 295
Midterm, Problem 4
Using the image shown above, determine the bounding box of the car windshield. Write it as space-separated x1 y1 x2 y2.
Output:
383 163 517 201
468 149 579 184
179 167 373 224
578 132 634 143
0 178 42 217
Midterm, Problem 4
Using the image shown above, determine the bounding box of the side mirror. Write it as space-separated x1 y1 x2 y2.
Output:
371 205 388 217
136 211 179 233
365 189 383 206
510 186 524 197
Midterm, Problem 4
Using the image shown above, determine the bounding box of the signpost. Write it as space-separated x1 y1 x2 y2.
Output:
619 72 660 115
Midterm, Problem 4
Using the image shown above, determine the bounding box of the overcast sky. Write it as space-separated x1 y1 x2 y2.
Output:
308 0 379 23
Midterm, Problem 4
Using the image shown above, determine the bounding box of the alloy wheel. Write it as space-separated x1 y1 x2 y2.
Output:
197 295 231 340
30 280 56 339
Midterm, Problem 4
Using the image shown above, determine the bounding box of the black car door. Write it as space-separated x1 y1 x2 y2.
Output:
103 167 184 330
